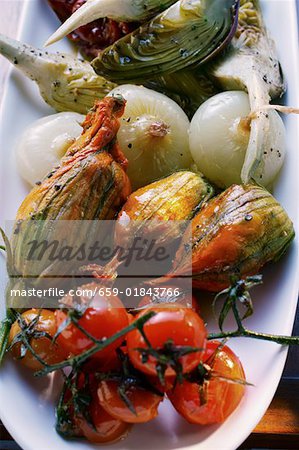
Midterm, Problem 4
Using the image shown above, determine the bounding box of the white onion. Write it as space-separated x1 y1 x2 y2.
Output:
16 112 84 186
108 85 193 189
189 91 285 188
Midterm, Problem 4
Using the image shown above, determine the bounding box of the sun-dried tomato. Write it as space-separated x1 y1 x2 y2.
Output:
47 0 138 58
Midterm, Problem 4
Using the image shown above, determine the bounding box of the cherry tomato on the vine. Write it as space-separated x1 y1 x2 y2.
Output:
167 341 246 424
82 349 122 373
55 284 129 362
75 395 131 443
127 305 207 377
65 373 131 443
146 374 176 394
97 380 163 423
8 309 67 371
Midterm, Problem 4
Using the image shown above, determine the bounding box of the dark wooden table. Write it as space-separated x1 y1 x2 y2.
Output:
0 1 299 449
239 304 299 449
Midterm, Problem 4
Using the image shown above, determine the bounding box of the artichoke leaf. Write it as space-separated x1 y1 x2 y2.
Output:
91 0 240 82
0 34 215 118
45 0 178 47
202 0 286 183
0 33 117 114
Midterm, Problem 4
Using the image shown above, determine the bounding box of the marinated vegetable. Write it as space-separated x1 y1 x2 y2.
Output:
0 33 202 118
108 85 193 189
57 373 131 443
189 91 285 188
98 379 162 423
0 0 298 445
46 0 177 47
127 305 207 378
16 112 84 186
0 33 117 114
115 171 213 247
97 350 164 424
167 341 246 424
14 96 130 221
47 0 138 58
55 283 130 362
8 309 67 370
92 0 240 81
11 96 131 280
173 184 295 291
77 395 131 443
203 0 286 183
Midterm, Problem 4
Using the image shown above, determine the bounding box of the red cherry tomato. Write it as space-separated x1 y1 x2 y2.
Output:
55 285 129 361
127 312 135 323
127 305 207 377
70 374 131 443
81 349 122 373
97 380 163 423
56 379 83 438
167 341 246 424
9 309 68 371
76 397 131 443
145 374 176 394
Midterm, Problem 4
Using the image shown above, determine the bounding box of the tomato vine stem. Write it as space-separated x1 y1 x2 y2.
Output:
208 329 299 345
210 275 299 345
35 311 156 377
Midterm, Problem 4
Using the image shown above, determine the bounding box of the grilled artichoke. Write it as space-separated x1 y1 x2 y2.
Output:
92 0 239 82
202 0 286 183
115 171 214 247
0 33 117 114
173 184 295 291
11 96 131 281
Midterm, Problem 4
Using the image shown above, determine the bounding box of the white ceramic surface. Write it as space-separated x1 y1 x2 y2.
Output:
0 1 299 449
